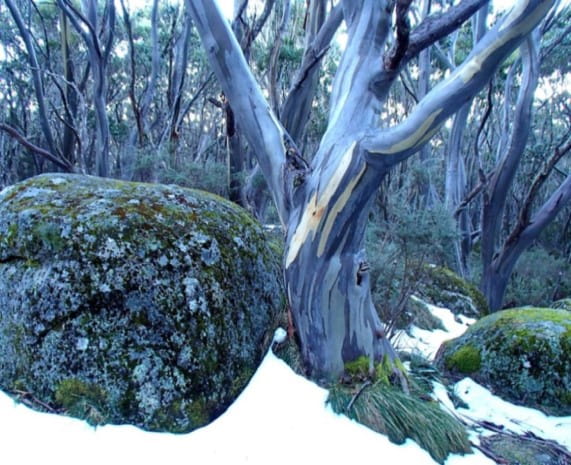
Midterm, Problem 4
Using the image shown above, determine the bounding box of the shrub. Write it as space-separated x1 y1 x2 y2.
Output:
366 199 458 338
504 246 571 308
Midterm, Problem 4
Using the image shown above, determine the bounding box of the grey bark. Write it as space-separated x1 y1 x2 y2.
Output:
59 10 78 166
444 4 489 277
280 2 342 145
162 2 193 158
480 31 541 310
57 0 115 177
120 0 160 180
5 0 60 164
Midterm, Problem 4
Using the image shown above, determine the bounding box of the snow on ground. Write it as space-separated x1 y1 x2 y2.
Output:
396 302 476 358
0 304 568 465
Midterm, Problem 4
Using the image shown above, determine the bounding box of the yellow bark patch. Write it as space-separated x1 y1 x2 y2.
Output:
318 163 367 257
379 109 442 155
458 1 550 84
285 142 357 268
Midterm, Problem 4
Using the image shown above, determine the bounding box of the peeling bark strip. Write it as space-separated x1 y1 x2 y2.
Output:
286 142 359 268
190 0 555 380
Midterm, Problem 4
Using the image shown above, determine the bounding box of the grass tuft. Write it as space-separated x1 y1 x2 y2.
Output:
327 381 471 464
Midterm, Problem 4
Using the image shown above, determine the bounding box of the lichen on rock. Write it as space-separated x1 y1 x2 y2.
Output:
0 173 284 432
436 307 571 415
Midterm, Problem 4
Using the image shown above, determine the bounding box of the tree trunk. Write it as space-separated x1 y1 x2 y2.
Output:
284 148 399 379
480 31 540 310
190 0 555 379
5 0 60 162
57 0 115 177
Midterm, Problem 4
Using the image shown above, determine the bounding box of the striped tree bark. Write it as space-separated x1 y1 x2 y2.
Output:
189 0 555 380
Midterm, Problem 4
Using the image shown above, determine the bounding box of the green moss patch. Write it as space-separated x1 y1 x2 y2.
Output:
436 307 571 415
55 378 109 426
419 266 488 317
444 344 481 374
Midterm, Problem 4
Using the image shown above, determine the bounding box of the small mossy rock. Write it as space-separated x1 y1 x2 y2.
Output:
0 173 284 431
418 266 488 317
436 307 571 415
480 434 571 465
553 298 571 312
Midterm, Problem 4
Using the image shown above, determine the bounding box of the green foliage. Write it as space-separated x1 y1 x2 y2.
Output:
404 352 445 398
504 247 571 308
133 149 229 197
421 266 488 317
327 382 471 464
366 196 458 337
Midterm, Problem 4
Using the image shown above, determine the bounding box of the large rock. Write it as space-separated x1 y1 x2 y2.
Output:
436 307 571 415
0 173 283 431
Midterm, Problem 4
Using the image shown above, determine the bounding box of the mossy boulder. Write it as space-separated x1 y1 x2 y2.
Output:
417 266 488 317
436 307 571 415
0 173 284 431
481 434 571 465
553 298 571 311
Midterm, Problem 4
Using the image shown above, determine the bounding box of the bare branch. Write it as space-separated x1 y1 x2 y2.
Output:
406 0 489 60
0 124 73 171
506 138 571 245
384 0 413 71
5 0 59 158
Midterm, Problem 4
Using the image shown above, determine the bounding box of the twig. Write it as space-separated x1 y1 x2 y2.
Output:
12 389 60 413
346 380 372 412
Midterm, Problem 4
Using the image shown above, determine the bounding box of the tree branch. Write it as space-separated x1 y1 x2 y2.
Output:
0 123 73 171
370 0 489 104
505 138 571 247
405 0 489 60
268 0 291 114
280 3 343 143
363 0 553 163
5 0 59 159
384 0 413 71
188 0 302 224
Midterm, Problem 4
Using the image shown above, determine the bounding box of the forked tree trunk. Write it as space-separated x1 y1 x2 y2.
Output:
189 0 555 380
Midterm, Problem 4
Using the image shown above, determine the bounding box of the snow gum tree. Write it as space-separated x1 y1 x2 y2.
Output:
188 0 556 381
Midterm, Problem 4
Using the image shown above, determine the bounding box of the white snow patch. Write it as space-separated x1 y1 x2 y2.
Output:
0 351 447 465
396 303 475 359
272 327 287 345
447 378 571 450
